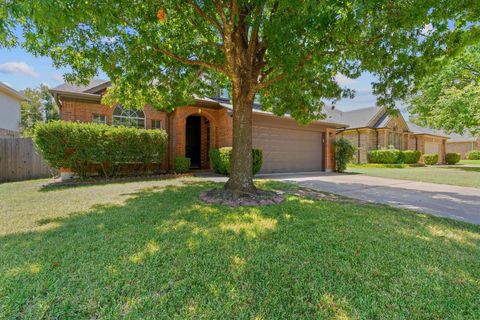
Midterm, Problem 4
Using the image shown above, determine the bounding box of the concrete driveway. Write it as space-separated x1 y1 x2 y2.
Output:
254 172 480 224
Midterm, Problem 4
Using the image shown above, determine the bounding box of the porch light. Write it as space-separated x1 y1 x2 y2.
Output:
198 108 202 114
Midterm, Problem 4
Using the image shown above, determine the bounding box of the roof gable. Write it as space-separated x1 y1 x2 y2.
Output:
0 82 27 101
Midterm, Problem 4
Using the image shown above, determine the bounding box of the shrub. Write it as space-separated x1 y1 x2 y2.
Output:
209 147 263 176
34 121 168 178
445 153 461 165
333 138 355 172
368 149 401 164
467 150 480 160
400 150 421 164
423 153 439 165
174 157 190 173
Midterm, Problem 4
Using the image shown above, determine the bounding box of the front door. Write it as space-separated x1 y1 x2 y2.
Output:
186 116 201 168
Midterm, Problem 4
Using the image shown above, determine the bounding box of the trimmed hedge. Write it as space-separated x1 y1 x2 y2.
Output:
423 153 439 165
467 150 480 160
368 149 401 164
368 149 421 164
209 147 263 176
333 138 355 173
445 153 461 165
34 121 168 178
400 150 421 164
174 157 190 173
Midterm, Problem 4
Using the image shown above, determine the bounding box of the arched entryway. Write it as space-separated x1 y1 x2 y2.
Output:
185 115 211 169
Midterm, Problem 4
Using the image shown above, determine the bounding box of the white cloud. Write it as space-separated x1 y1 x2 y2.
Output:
0 61 39 78
335 73 356 85
52 74 64 82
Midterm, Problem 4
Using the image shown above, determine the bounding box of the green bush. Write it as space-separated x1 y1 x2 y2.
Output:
467 150 480 160
333 138 355 173
423 153 439 165
445 153 461 165
368 149 402 164
34 121 168 178
368 149 421 164
174 157 190 173
400 150 421 164
209 147 263 176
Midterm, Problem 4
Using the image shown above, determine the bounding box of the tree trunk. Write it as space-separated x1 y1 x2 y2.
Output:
224 80 256 193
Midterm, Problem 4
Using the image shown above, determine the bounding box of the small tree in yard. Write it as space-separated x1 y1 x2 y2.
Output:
3 1 479 198
333 138 355 173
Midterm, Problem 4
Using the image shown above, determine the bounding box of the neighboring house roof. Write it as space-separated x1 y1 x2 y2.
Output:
446 132 479 143
0 82 28 101
330 105 451 139
406 122 449 139
51 80 348 128
324 106 383 129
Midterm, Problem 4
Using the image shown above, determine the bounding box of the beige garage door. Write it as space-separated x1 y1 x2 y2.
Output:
425 141 440 154
253 115 324 173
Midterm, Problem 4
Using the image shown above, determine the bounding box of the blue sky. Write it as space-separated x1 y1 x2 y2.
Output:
0 45 384 112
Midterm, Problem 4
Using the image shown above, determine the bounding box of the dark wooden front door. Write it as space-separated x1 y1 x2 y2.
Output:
186 116 201 168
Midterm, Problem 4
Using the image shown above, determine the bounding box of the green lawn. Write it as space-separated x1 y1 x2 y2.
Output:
347 165 480 188
1 178 479 318
460 159 480 165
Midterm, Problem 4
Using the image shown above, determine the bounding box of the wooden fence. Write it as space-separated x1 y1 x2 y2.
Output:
0 138 56 183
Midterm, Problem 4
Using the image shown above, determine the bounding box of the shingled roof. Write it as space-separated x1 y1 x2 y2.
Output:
49 80 348 128
406 122 449 138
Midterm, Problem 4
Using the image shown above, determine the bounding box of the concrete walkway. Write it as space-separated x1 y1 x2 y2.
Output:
255 172 480 225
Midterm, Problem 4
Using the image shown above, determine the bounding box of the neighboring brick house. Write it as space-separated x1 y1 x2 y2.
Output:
325 106 449 164
50 80 345 174
446 133 480 159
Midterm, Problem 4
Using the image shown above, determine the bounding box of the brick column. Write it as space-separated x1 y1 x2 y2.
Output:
325 128 336 172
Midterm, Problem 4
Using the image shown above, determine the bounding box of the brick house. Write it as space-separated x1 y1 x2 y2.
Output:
50 80 345 174
446 133 480 159
325 106 449 164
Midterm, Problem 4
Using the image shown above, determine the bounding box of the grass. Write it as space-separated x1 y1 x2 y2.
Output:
1 178 480 318
460 159 480 165
347 165 480 188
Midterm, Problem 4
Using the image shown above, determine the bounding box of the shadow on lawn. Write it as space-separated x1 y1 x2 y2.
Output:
1 182 479 319
441 166 480 173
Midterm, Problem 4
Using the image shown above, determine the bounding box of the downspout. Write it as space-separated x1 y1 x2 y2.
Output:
375 129 379 149
165 112 171 170
356 129 361 164
415 135 418 151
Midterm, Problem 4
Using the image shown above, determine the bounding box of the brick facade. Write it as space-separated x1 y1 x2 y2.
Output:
59 100 336 172
337 114 447 164
447 140 480 159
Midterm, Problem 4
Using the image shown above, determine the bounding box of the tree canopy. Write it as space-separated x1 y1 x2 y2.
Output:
408 45 480 135
19 84 59 136
2 0 480 192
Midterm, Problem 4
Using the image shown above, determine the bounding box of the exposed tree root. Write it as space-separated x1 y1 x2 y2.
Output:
199 188 284 207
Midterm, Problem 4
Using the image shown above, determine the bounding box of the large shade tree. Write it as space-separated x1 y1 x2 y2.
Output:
408 45 480 135
2 0 479 195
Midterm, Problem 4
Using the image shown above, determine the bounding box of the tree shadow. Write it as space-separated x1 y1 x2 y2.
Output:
440 166 480 173
1 182 479 319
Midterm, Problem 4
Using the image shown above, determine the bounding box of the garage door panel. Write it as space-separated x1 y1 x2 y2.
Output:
253 120 324 173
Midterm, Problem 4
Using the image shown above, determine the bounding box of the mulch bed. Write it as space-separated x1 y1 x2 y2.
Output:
199 185 367 207
200 188 285 207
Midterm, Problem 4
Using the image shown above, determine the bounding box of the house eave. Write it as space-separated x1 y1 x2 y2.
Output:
49 90 102 102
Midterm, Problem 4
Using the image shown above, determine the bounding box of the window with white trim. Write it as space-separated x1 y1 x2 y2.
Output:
92 114 106 124
112 105 145 128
